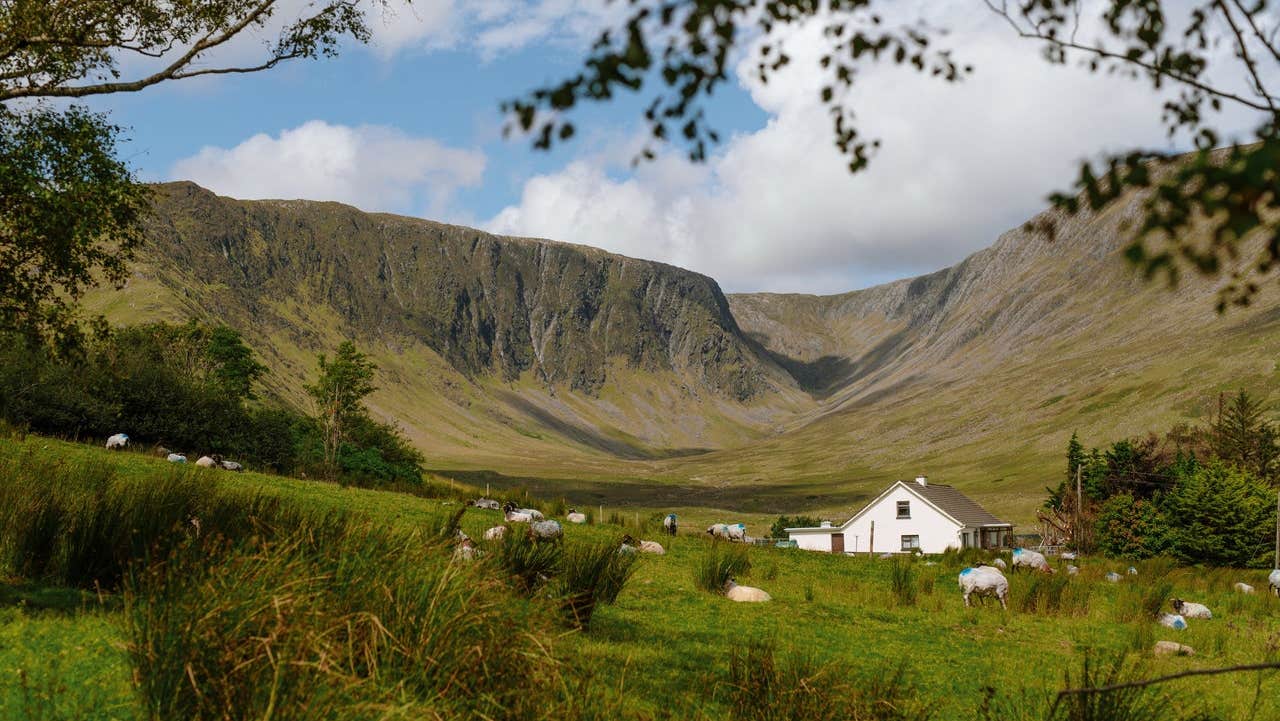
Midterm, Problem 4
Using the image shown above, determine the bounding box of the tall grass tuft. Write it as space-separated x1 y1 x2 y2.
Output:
1115 580 1175 623
491 527 563 596
550 536 638 629
890 557 917 606
722 641 931 721
695 542 752 593
1047 653 1186 721
1014 573 1091 615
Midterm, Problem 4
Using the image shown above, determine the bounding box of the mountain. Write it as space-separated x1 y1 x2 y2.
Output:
89 181 1280 523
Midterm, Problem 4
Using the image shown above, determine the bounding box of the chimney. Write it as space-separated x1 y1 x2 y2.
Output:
820 520 832 528
916 475 928 486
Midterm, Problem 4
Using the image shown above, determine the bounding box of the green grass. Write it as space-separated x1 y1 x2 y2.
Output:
2 435 1280 720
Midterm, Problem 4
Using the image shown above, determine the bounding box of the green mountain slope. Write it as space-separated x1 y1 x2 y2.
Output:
88 181 1280 523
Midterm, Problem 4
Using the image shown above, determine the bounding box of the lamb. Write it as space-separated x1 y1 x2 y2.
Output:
528 519 563 541
1171 599 1212 620
470 498 501 511
1269 569 1280 597
706 523 732 540
1011 548 1053 573
1234 582 1255 594
566 509 587 524
105 433 129 450
1158 613 1188 630
724 577 771 603
958 566 1009 609
483 525 508 541
662 513 678 536
195 455 217 468
166 453 186 463
992 558 1008 570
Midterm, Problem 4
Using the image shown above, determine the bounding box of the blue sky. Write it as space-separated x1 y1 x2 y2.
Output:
77 2 1270 294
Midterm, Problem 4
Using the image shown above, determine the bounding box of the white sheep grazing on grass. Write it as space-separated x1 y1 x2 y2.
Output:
166 453 186 463
483 526 507 541
106 433 129 449
1011 548 1053 573
727 524 748 542
663 513 678 536
958 566 1008 609
1171 599 1212 620
724 577 771 603
1269 569 1280 597
1234 582 1255 594
707 523 732 540
528 520 563 541
992 558 1007 570
195 456 217 468
566 509 587 524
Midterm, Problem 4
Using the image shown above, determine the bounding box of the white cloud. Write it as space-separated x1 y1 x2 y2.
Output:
369 0 624 59
170 121 485 217
485 6 1271 293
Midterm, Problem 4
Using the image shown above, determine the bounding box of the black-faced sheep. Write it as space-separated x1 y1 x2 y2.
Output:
662 513 677 536
1171 598 1212 619
566 509 587 524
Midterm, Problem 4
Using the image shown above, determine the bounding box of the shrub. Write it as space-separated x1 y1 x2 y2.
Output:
550 536 637 629
890 557 917 606
490 528 563 596
695 542 752 594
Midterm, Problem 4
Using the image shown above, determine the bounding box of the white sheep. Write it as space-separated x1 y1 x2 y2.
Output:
706 523 732 540
528 519 563 541
1158 613 1188 630
724 577 771 603
105 433 129 450
958 566 1008 609
1171 599 1211 620
1011 548 1053 573
483 526 508 541
992 558 1008 570
166 453 186 464
1061 551 1078 560
637 540 665 555
1106 572 1122 583
1066 565 1080 575
1127 566 1139 576
566 509 587 524
662 513 678 536
219 460 243 472
1234 582 1255 594
195 455 216 468
503 502 544 521
1269 569 1280 597
470 498 501 510
727 524 748 542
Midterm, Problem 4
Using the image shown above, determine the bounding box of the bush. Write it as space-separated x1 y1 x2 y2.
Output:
491 528 563 596
890 557 917 606
551 536 638 629
770 515 821 539
695 542 752 594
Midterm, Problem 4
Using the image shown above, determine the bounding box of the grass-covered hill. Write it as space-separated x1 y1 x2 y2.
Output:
88 181 1280 524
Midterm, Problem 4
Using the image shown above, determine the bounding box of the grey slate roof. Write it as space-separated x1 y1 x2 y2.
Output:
911 483 1010 527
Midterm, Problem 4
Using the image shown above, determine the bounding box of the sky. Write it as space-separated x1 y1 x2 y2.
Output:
80 0 1272 295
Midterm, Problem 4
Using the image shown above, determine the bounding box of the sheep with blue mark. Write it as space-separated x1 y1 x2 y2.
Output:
662 513 678 536
1011 547 1053 574
1269 569 1280 597
727 523 749 543
706 523 732 540
1158 613 1188 630
106 433 129 450
958 565 1008 609
166 453 186 464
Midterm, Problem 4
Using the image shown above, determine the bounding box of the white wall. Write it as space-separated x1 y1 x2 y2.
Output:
789 483 964 554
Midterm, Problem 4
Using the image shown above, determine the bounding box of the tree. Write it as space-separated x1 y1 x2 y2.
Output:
305 341 377 480
509 1 1280 310
1095 492 1171 560
1162 460 1274 567
1211 391 1280 483
0 0 389 343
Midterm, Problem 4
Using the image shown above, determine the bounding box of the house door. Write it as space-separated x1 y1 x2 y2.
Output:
831 533 845 554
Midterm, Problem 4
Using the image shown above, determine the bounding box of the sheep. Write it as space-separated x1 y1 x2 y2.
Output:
1171 599 1212 620
992 558 1008 570
724 577 771 603
453 538 480 561
958 566 1009 609
638 540 665 555
727 523 748 543
1269 569 1280 597
1153 641 1195 656
1105 572 1123 583
566 509 587 524
1066 565 1080 575
502 502 544 521
1127 566 1139 576
706 523 732 540
219 460 243 472
1157 613 1188 630
662 513 678 536
1234 582 1255 594
105 433 129 450
528 519 563 541
195 455 217 468
469 498 501 511
1011 548 1053 573
166 453 187 464
1061 551 1078 560
483 525 508 541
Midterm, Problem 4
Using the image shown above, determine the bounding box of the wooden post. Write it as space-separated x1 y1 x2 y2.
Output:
868 520 875 557
1074 464 1082 551
485 482 489 497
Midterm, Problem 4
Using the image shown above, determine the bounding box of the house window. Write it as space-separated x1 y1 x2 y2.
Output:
900 535 920 551
896 501 910 519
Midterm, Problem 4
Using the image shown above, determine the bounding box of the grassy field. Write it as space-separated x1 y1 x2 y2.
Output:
2 436 1279 720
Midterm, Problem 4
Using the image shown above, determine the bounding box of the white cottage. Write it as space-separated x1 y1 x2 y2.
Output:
786 476 1013 555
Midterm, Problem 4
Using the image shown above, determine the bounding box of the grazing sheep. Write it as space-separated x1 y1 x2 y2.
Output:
1153 641 1194 656
483 525 507 541
166 453 186 464
724 577 771 603
1171 599 1212 620
958 566 1009 609
1066 565 1080 575
219 460 243 472
706 523 732 540
1269 569 1280 597
470 498 501 511
528 519 563 541
566 509 587 524
1234 582 1255 594
195 455 217 468
992 558 1007 570
1011 548 1053 573
105 433 129 450
727 524 748 542
1157 613 1188 630
663 513 678 536
1105 572 1122 583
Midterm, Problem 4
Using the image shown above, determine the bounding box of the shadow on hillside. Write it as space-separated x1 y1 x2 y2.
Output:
0 582 114 616
745 329 913 400
430 468 877 516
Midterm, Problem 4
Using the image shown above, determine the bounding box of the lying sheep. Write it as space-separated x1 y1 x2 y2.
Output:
724 577 771 603
166 453 186 463
638 540 665 555
483 525 507 541
992 558 1008 570
1011 548 1053 573
1171 599 1211 620
503 502 544 522
219 460 243 472
1234 582 1255 594
706 523 732 540
528 519 563 541
663 513 678 536
470 498 501 511
1127 566 1139 576
959 566 1008 609
1158 613 1188 630
1061 551 1078 560
195 455 217 468
566 509 587 524
106 433 129 450
1270 569 1280 597
1105 572 1122 583
1066 565 1080 575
